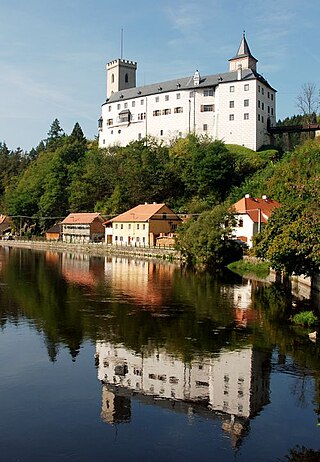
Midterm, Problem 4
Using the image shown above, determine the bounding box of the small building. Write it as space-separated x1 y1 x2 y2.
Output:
0 215 13 237
45 223 61 241
61 213 105 244
105 203 181 247
232 195 280 248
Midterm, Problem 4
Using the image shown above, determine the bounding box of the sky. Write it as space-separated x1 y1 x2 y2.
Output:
0 0 319 152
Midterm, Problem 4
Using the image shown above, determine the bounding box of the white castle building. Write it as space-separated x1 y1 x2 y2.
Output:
98 34 276 151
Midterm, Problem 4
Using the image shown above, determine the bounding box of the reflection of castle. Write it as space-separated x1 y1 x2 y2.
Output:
95 341 270 447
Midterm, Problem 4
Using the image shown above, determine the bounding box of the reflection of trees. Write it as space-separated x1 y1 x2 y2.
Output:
278 445 320 461
0 249 256 364
250 283 320 419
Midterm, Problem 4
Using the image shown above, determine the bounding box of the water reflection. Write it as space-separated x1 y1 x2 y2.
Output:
95 341 270 448
0 247 320 440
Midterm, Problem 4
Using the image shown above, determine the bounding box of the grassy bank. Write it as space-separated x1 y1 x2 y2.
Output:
227 259 270 279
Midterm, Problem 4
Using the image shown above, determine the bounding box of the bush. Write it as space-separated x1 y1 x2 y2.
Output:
292 311 317 327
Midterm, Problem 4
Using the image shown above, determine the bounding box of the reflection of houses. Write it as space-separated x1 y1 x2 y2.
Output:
61 253 105 287
95 341 270 447
104 203 181 247
61 213 105 244
232 195 280 248
105 256 175 308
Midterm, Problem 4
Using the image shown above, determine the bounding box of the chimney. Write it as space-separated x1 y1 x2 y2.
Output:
237 64 242 80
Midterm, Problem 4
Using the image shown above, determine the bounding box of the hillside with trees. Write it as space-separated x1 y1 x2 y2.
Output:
1 119 319 275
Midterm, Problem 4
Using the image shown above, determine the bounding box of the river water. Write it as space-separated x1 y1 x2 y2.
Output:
0 247 319 461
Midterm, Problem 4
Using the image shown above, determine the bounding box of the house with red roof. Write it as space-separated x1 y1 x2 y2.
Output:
61 212 105 244
231 194 280 248
105 203 181 247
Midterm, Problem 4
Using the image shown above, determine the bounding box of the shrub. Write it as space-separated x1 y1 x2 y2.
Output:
292 311 317 327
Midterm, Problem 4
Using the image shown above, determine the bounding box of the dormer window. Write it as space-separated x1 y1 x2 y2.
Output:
125 73 129 83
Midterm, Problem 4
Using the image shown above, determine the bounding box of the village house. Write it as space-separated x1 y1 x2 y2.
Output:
61 213 105 244
0 215 13 238
104 203 181 247
232 195 281 248
45 223 61 241
98 33 276 151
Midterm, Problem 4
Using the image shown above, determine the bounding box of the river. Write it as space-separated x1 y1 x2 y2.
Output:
0 247 319 461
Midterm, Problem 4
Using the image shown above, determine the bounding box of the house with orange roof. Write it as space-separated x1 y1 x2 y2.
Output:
105 203 181 247
61 212 105 244
231 194 280 248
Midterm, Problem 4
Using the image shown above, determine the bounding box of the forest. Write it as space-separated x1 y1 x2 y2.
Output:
1 117 319 275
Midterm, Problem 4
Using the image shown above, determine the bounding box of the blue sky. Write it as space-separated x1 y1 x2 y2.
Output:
0 0 319 151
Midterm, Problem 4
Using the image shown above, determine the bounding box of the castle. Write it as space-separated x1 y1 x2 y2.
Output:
98 34 276 151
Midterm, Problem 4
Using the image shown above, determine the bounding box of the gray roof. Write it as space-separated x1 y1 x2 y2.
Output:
103 68 275 106
229 33 257 61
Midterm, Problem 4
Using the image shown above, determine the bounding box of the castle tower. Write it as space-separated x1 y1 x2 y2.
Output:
228 32 257 72
106 59 137 98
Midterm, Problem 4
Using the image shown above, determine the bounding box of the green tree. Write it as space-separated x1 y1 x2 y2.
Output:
176 204 242 271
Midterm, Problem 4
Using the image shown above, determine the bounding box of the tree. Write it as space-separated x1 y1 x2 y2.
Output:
46 119 65 149
296 82 319 124
176 204 242 271
254 200 320 279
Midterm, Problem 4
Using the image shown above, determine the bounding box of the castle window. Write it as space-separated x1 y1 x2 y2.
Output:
203 124 208 131
258 85 261 92
165 95 169 101
262 88 265 95
244 84 249 91
163 108 171 115
141 99 144 105
271 94 274 101
111 73 114 83
203 89 214 96
106 119 113 126
176 93 181 99
132 101 135 107
271 108 274 115
153 110 161 116
174 107 183 113
229 114 234 121
244 113 249 120
268 91 270 98
155 96 159 102
238 218 243 227
201 104 214 112
160 130 163 136
138 133 142 140
258 100 261 108
262 102 265 110
230 86 235 92
268 106 270 114
124 102 128 109
117 104 121 110
108 105 112 112
189 91 194 97
244 99 249 107
229 100 234 108
125 73 129 83
258 114 261 121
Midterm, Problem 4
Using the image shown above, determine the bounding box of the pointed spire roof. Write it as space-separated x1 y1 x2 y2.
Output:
229 32 257 62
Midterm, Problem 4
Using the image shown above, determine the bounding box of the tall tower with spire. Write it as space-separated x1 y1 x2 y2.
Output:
228 32 258 72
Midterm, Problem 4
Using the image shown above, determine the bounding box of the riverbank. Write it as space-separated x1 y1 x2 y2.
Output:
0 239 182 261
